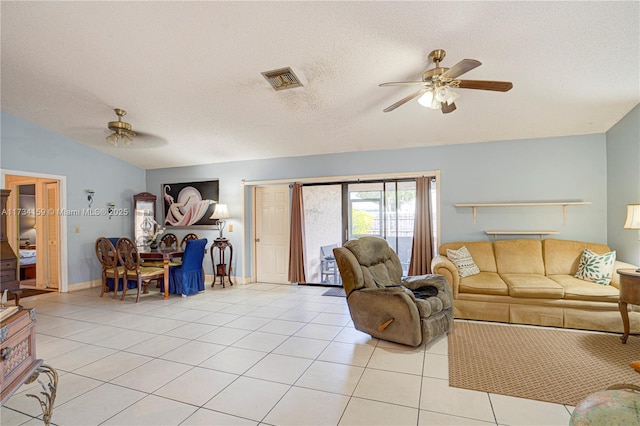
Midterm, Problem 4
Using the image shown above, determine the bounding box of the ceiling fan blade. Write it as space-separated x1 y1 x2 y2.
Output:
379 81 431 87
457 79 513 92
441 59 482 79
383 89 427 113
441 102 457 114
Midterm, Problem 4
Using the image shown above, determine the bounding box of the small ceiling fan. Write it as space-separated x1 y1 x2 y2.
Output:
379 49 513 114
106 108 136 147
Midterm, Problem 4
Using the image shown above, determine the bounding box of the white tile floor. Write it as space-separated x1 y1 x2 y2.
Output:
2 283 574 425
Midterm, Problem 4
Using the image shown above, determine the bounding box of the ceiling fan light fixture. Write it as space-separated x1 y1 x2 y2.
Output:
417 90 434 108
106 108 136 147
447 89 460 105
434 86 450 103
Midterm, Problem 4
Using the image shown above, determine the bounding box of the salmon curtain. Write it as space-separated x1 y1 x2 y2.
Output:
408 177 434 275
288 182 306 283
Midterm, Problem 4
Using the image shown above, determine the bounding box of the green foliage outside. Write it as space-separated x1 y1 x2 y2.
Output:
352 209 374 235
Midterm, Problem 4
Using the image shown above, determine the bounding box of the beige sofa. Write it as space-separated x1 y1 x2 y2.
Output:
431 238 639 333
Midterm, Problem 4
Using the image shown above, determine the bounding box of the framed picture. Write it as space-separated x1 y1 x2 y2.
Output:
161 180 219 228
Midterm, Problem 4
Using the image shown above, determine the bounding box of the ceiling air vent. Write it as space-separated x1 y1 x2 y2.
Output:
261 67 303 91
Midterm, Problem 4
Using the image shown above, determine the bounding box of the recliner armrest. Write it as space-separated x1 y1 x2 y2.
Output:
402 274 452 310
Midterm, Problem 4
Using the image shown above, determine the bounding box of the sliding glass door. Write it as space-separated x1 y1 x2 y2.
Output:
302 185 343 284
303 179 431 284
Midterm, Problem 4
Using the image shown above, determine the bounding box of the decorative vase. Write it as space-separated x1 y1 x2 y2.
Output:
149 241 158 249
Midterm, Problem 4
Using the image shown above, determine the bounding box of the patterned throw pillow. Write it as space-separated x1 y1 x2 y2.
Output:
575 248 616 285
446 245 480 278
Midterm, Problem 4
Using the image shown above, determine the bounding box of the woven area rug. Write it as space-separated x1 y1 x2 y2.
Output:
448 321 640 406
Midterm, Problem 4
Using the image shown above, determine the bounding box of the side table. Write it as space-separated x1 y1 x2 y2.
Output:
211 238 233 288
617 268 640 344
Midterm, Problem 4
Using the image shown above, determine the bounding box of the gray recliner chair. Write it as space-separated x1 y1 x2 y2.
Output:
333 236 453 347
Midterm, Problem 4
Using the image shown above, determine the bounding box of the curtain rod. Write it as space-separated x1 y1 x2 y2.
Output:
242 170 439 186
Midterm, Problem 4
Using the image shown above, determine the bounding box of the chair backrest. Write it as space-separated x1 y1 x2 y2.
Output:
95 237 118 270
334 236 403 296
321 244 338 258
180 239 208 272
116 237 141 272
160 233 178 249
180 233 199 249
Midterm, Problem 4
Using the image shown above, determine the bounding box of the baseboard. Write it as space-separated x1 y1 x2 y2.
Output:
70 276 252 292
68 279 102 292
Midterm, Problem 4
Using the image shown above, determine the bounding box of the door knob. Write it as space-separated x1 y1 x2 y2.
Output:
255 238 260 242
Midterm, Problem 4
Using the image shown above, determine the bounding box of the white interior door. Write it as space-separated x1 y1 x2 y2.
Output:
255 185 290 283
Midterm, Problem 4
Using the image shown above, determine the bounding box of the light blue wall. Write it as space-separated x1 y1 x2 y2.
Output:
148 133 609 279
607 104 640 265
1 110 618 286
1 112 146 286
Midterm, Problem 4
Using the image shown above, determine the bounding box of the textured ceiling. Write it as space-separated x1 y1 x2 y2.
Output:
1 1 639 170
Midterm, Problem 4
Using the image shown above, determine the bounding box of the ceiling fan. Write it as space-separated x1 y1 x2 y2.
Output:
106 108 136 147
379 49 513 114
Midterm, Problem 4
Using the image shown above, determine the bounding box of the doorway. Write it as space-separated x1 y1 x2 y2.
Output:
4 173 63 292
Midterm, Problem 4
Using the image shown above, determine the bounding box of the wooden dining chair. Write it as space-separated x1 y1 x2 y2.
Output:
180 233 199 249
95 237 123 298
159 233 178 249
116 237 165 303
143 233 180 268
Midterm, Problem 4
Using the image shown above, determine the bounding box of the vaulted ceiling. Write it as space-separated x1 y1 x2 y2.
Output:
2 2 638 169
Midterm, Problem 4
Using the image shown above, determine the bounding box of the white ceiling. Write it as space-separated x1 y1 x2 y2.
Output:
2 1 639 170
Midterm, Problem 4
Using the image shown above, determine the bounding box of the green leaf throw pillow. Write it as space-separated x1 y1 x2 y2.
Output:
446 245 480 278
575 248 616 285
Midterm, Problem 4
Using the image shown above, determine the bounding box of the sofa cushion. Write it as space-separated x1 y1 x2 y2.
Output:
548 275 619 302
446 246 480 277
439 241 497 273
501 273 564 298
459 272 509 296
495 240 545 275
575 248 616 285
543 238 612 276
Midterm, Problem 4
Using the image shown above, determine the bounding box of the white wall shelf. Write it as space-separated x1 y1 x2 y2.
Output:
454 201 591 224
484 230 560 241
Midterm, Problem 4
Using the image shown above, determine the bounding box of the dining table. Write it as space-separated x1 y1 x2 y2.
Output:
138 247 184 299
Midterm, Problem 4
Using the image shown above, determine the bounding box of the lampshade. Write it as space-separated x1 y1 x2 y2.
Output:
210 203 230 220
417 91 434 108
210 204 230 239
624 204 640 229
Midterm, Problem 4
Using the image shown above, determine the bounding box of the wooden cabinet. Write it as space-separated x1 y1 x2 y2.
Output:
133 192 157 247
0 190 20 305
0 309 38 404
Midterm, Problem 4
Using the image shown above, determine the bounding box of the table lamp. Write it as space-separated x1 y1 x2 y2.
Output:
210 203 231 240
623 203 640 272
